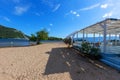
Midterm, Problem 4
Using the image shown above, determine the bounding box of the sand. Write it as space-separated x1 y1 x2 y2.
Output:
0 42 120 80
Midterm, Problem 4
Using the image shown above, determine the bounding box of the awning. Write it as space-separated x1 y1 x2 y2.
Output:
66 18 120 38
79 18 120 34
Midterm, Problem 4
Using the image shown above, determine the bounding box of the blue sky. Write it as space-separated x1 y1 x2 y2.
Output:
0 0 120 38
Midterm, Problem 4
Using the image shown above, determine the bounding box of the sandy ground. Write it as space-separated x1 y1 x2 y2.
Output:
0 42 120 80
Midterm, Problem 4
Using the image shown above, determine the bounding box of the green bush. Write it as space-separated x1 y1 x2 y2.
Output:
81 42 91 54
90 47 101 56
90 47 101 59
64 37 72 47
80 42 101 60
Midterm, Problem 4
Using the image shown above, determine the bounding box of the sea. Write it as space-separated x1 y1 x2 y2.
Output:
0 38 30 47
0 39 63 47
40 40 63 43
74 37 119 43
0 37 119 47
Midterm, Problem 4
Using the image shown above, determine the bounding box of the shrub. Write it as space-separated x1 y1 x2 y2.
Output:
90 47 100 55
64 37 72 47
89 47 101 60
80 42 101 60
81 42 91 54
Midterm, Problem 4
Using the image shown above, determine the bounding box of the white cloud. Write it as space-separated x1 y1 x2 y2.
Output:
70 10 76 14
52 4 61 12
101 0 120 18
70 10 80 17
50 23 53 26
73 12 77 14
101 4 108 9
76 14 80 17
14 6 30 15
80 3 100 11
65 10 80 17
103 12 113 18
3 16 11 22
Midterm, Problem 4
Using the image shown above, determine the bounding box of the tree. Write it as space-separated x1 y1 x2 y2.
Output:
29 34 37 41
36 29 48 44
48 36 63 40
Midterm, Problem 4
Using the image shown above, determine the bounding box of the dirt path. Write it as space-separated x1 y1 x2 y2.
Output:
0 42 120 80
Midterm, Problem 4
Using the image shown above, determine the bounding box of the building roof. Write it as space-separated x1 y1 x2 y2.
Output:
80 18 120 34
66 18 120 38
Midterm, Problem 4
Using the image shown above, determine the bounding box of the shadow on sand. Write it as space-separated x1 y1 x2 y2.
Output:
44 47 89 80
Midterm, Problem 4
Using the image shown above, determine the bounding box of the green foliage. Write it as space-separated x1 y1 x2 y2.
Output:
0 25 26 38
36 29 48 41
29 29 49 44
64 37 72 47
80 42 101 60
48 36 63 40
29 29 63 44
81 42 91 54
29 34 37 41
90 47 101 56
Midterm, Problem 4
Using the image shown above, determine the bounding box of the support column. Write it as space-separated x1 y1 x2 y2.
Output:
119 34 120 44
100 22 107 53
99 33 101 42
83 29 85 42
86 33 88 41
93 32 95 42
71 34 75 45
76 32 79 44
103 23 107 53
119 34 120 41
115 34 117 45
77 32 78 39
109 33 111 46
93 32 95 47
109 33 111 41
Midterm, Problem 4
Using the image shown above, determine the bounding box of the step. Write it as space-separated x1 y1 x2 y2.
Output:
101 59 120 71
